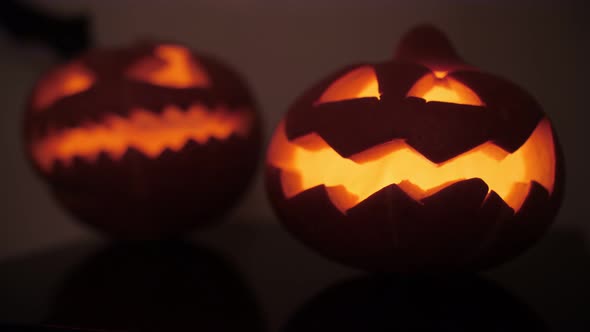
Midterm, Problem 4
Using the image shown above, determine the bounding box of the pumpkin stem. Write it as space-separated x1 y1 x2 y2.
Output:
394 25 465 71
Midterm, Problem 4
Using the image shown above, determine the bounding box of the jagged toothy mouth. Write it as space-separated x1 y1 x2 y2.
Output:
267 118 556 214
31 103 254 171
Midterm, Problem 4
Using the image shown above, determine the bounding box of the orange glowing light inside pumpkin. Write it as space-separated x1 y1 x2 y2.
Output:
267 118 555 213
34 63 95 110
127 45 210 88
433 70 448 79
32 105 253 171
317 66 380 104
407 72 484 106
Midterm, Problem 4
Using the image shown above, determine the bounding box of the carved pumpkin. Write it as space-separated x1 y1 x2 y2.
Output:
266 25 564 272
25 42 261 238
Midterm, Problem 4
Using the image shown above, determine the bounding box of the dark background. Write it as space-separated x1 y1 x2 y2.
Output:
0 1 589 331
0 0 587 268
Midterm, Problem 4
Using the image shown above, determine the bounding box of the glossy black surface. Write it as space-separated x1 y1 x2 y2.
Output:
0 224 588 331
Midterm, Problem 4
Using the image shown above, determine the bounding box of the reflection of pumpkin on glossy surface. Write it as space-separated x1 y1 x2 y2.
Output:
25 42 261 238
46 242 265 332
266 25 564 272
283 275 547 331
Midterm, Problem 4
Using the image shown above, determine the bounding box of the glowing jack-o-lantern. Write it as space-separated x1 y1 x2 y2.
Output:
266 25 564 272
25 42 261 238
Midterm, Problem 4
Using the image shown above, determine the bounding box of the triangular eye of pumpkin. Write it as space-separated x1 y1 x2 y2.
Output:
406 71 484 106
316 66 380 104
127 44 210 88
33 63 95 110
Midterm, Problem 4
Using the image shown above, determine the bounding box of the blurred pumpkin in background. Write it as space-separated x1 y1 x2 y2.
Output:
25 42 261 239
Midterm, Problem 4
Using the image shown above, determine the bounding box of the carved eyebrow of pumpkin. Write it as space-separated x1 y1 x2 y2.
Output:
33 63 95 111
127 44 210 88
316 66 380 105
